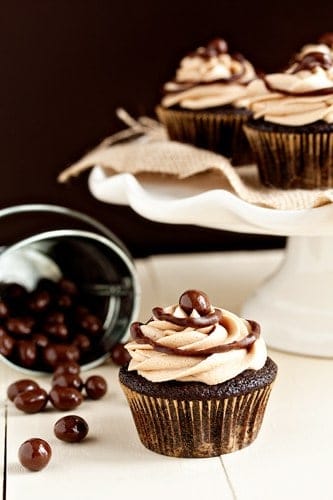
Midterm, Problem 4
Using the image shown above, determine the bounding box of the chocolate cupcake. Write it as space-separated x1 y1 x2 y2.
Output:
156 38 257 165
241 38 333 189
119 290 277 458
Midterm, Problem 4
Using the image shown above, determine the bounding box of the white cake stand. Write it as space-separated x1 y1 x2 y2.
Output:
88 167 333 358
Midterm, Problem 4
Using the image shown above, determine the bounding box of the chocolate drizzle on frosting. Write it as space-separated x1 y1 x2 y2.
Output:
164 38 248 94
130 290 260 357
261 51 333 97
290 51 333 74
152 306 222 328
262 74 333 97
130 320 260 357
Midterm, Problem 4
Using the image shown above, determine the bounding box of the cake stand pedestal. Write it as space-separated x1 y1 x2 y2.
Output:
87 168 333 358
241 235 333 357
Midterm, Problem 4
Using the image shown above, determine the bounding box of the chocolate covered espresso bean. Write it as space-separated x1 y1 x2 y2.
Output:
57 294 73 309
79 314 102 335
0 301 9 318
27 290 51 313
6 316 35 336
52 374 83 392
179 289 211 316
14 388 48 413
85 375 107 400
45 311 65 324
54 415 89 443
49 387 83 411
7 379 40 402
52 361 81 377
58 278 78 296
18 438 52 471
32 333 49 348
110 343 131 366
0 331 15 357
43 344 80 369
73 333 91 352
16 340 37 368
43 322 69 341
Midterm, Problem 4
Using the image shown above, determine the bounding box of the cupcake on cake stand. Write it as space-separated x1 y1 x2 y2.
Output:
87 166 333 358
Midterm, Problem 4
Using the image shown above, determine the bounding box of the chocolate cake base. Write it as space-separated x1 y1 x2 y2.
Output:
246 118 333 134
119 357 277 458
119 357 277 400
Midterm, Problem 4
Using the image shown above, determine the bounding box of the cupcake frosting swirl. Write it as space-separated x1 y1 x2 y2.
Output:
161 38 257 110
126 290 267 385
238 42 333 125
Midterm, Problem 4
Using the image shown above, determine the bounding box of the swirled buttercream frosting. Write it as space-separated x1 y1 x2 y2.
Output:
126 290 267 385
238 41 333 125
161 38 257 110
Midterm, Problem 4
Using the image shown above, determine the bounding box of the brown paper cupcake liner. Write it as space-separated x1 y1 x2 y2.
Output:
244 124 333 189
120 382 273 458
156 105 253 166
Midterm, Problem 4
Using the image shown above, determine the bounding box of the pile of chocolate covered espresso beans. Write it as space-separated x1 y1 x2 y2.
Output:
0 278 105 371
7 361 107 414
8 361 107 471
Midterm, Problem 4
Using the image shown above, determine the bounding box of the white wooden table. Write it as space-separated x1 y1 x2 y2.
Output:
1 250 332 500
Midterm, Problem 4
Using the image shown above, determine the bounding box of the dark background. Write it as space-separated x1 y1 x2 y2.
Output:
1 0 331 257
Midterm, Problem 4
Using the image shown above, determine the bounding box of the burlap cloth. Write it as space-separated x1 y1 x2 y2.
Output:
58 109 333 210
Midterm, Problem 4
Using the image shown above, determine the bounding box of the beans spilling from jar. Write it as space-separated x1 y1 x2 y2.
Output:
7 361 107 414
0 278 105 371
8 361 106 472
2 277 130 473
